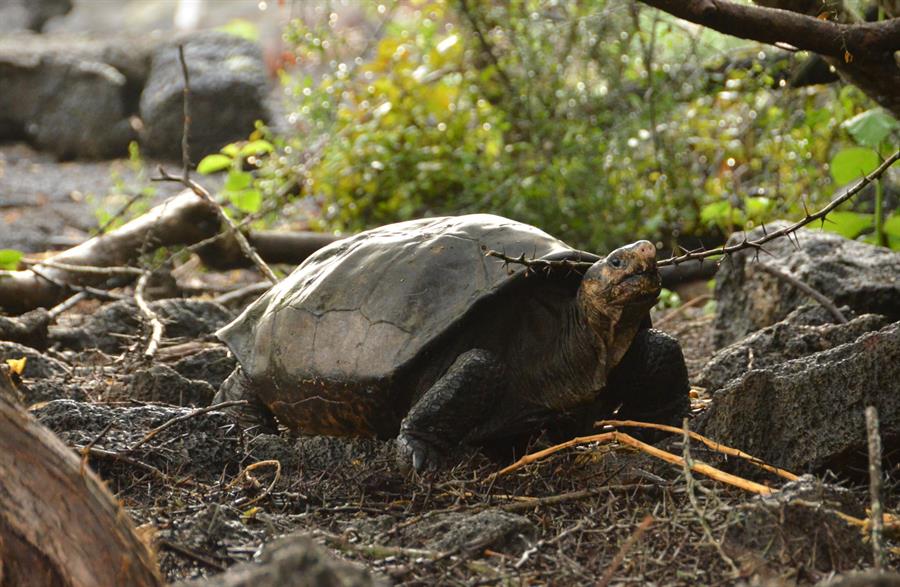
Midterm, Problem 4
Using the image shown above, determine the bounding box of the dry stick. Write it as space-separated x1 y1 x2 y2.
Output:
495 431 776 495
599 419 800 481
47 291 87 320
654 293 712 327
152 45 278 285
755 264 847 324
485 149 900 271
23 259 144 276
134 271 164 359
227 459 282 509
865 406 885 569
596 515 654 587
127 400 248 452
681 419 740 576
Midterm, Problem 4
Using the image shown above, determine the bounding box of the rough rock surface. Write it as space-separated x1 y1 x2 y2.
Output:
34 399 243 480
0 0 72 33
724 478 870 575
177 533 384 587
0 341 68 379
698 304 887 393
51 298 233 353
129 364 216 407
170 345 236 390
408 510 536 556
696 320 900 475
140 31 270 158
0 33 145 158
712 224 900 348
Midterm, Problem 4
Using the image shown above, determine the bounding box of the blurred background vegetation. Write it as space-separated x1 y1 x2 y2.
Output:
205 0 899 253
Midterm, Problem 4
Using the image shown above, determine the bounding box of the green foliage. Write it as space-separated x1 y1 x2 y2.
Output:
0 249 23 270
249 0 898 252
829 147 879 185
198 138 275 215
93 141 155 232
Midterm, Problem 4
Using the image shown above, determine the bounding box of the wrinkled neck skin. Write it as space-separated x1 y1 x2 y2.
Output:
576 288 650 377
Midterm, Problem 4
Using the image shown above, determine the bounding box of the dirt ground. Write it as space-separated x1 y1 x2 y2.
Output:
8 290 894 587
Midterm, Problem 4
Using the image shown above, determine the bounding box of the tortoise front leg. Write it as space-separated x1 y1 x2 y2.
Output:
397 348 505 471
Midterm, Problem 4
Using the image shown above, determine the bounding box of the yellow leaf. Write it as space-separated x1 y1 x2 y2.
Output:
5 357 26 375
844 50 853 63
241 506 260 519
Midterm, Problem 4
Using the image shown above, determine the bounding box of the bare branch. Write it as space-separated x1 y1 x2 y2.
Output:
639 0 900 62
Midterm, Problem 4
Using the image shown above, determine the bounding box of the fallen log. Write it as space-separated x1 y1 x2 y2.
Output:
0 366 161 587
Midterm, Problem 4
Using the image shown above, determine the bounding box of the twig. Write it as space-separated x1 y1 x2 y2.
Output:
213 281 270 306
78 446 169 481
79 421 114 476
599 419 800 481
47 291 87 320
484 149 900 271
227 459 282 509
596 515 654 587
865 406 885 569
755 264 847 323
128 400 248 452
494 430 777 495
654 294 712 327
24 259 143 276
681 418 740 575
158 539 226 571
134 271 164 359
178 44 191 182
151 40 278 285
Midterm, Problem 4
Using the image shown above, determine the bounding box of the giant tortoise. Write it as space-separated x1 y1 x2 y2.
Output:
216 214 690 469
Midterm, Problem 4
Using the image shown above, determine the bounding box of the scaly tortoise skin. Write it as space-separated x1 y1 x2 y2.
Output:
216 214 690 469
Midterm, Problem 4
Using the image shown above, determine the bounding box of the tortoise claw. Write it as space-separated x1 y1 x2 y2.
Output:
396 433 442 472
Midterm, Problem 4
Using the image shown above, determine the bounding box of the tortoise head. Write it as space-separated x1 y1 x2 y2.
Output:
577 240 661 367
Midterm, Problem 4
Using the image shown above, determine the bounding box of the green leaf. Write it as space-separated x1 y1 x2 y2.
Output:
745 196 772 220
843 108 899 148
221 143 241 158
227 189 262 213
883 212 900 238
239 140 275 157
700 201 731 225
218 18 259 42
197 154 233 174
821 211 872 239
0 249 23 270
225 170 253 191
829 147 880 185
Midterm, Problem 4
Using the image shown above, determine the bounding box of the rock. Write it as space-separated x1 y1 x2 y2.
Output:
696 320 900 475
51 299 233 353
176 533 384 587
712 224 900 348
129 364 216 407
0 0 72 33
0 309 50 350
0 341 67 379
140 31 270 159
170 345 236 390
0 33 140 158
407 510 536 556
724 477 870 575
34 399 243 480
698 305 887 393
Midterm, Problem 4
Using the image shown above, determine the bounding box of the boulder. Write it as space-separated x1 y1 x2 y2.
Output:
712 224 900 348
0 0 72 33
696 320 900 475
140 31 270 159
176 533 384 587
0 33 147 158
698 304 887 393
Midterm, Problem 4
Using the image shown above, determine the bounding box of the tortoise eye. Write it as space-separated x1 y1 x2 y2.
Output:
609 256 624 269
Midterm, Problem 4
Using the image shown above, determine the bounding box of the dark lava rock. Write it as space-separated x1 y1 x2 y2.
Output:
408 509 536 556
171 345 236 390
0 308 50 350
0 0 72 33
177 533 384 587
52 298 233 353
698 305 887 393
724 477 870 575
129 364 215 407
696 320 900 475
140 31 270 159
0 341 67 379
0 36 136 158
712 224 900 348
33 399 243 480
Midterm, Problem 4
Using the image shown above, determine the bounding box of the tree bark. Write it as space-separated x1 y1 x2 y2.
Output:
0 366 161 587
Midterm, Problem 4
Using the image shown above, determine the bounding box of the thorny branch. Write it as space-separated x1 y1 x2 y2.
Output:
485 149 900 271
